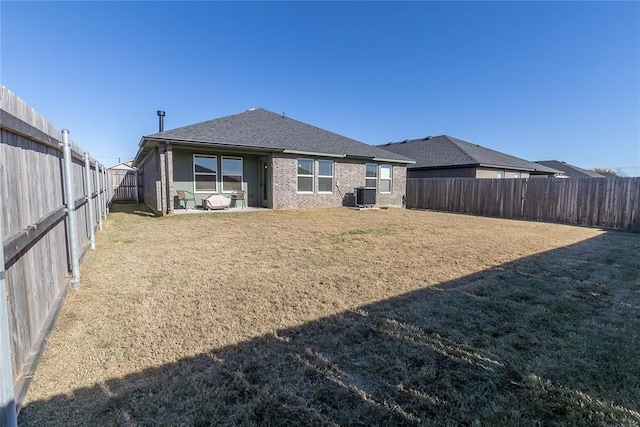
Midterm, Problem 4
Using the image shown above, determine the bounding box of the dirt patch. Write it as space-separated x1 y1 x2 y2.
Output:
19 205 640 425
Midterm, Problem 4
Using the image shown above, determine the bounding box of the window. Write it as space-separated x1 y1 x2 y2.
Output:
380 164 392 193
194 155 217 192
513 172 520 178
365 163 377 188
222 157 243 192
497 171 505 179
297 158 313 192
318 160 334 193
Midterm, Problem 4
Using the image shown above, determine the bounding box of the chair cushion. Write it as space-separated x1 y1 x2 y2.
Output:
202 194 231 210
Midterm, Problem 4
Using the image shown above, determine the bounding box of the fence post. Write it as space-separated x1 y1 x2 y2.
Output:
95 164 103 231
84 153 96 250
104 168 110 215
61 130 80 289
0 223 17 427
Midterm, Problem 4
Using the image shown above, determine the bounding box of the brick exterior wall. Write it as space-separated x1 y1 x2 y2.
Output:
475 168 530 179
141 148 161 214
271 154 406 209
409 167 530 179
408 167 477 178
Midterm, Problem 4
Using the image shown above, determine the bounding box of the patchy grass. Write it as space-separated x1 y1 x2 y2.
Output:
19 205 640 425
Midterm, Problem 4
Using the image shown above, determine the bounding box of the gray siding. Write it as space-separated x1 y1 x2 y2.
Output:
172 149 261 208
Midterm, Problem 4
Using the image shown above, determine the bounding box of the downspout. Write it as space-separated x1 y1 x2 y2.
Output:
157 147 165 215
134 170 139 203
164 142 173 215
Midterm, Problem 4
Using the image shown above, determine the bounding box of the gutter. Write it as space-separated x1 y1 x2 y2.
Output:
142 137 284 154
282 150 346 158
409 163 559 174
373 157 415 164
134 137 414 165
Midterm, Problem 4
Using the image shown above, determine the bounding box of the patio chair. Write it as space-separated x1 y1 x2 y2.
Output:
176 190 196 210
230 189 246 209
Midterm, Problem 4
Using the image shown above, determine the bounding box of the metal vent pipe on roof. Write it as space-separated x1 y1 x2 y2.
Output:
157 110 165 132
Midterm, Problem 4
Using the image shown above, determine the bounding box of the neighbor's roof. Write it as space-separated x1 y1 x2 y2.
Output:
107 160 135 170
380 135 561 174
534 160 605 178
133 108 413 166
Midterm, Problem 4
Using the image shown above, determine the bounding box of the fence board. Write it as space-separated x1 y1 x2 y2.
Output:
407 177 640 231
1 86 111 416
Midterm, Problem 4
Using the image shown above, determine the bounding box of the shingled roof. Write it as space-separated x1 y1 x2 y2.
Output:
534 160 605 178
379 135 560 174
133 108 413 165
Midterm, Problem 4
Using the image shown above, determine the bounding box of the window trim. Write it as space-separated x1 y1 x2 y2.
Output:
221 156 244 193
365 163 378 189
317 160 334 194
379 164 392 193
193 154 218 193
297 158 314 193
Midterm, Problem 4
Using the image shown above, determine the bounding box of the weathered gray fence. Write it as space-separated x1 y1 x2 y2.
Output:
109 168 143 202
0 85 110 421
407 177 640 231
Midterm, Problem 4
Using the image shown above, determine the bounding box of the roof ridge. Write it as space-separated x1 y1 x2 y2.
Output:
443 135 479 164
257 109 372 146
147 109 256 138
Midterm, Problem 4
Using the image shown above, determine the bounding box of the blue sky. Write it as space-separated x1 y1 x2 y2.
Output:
2 1 639 175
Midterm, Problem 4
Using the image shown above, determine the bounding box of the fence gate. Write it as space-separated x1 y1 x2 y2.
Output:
109 169 142 202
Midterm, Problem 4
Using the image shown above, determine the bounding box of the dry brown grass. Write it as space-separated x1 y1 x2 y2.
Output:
19 205 640 425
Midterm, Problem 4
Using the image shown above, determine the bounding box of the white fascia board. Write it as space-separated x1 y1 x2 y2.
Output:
372 157 416 164
282 150 346 158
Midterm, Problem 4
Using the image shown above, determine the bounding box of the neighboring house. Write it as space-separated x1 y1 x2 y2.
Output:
108 160 135 171
132 108 414 214
534 161 606 178
379 135 561 179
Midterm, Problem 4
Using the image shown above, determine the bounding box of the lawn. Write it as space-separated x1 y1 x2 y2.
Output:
19 205 640 426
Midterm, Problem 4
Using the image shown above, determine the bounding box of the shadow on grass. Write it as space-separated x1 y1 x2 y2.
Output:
109 203 158 218
19 232 640 426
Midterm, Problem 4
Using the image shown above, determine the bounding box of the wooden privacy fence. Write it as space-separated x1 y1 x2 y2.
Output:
0 85 111 421
407 177 640 231
109 168 143 202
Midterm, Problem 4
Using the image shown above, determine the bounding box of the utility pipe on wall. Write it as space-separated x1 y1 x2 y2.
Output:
61 130 80 288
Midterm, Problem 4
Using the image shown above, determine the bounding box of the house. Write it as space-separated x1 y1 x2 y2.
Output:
534 161 605 178
132 108 414 214
379 135 561 179
108 160 135 171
